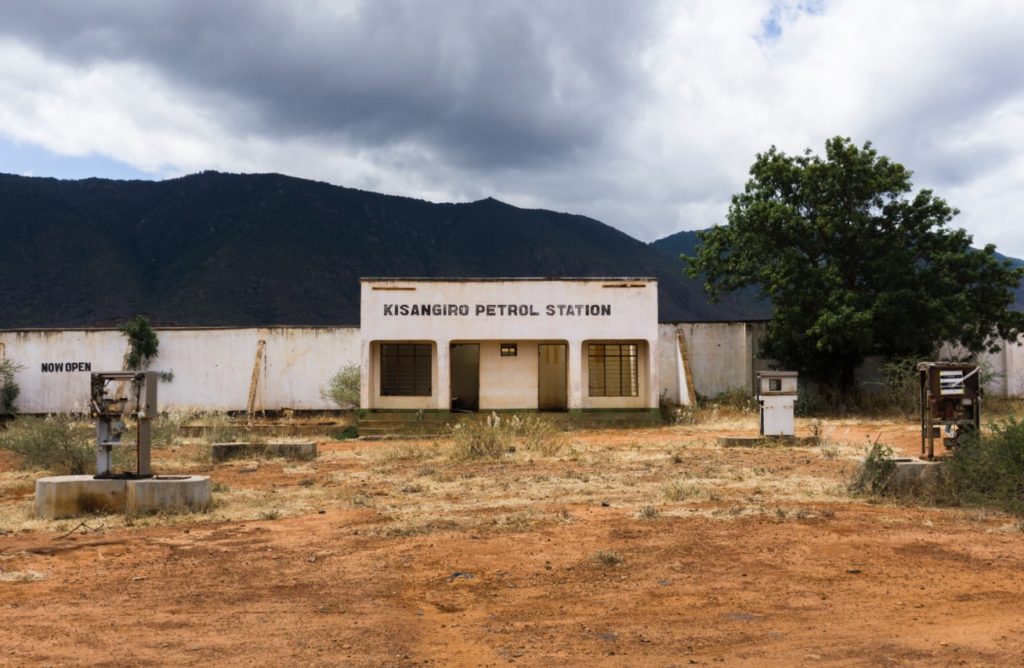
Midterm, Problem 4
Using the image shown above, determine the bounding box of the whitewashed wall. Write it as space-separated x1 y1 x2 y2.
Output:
657 322 770 403
3 322 1021 414
0 327 360 414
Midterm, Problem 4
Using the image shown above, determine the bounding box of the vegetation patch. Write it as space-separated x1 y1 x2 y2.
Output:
944 419 1024 515
849 442 897 496
0 415 96 475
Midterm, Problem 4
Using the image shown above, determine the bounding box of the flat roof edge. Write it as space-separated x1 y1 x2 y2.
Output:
0 325 360 333
360 277 658 282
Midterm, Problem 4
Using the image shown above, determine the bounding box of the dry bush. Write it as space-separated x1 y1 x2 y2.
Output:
378 442 436 464
448 413 512 460
592 550 624 566
849 442 896 496
664 479 704 502
943 419 1024 514
508 414 563 456
448 413 562 460
638 505 661 520
0 415 96 474
200 412 242 444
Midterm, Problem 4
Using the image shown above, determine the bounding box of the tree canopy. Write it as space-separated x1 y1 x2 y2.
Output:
686 136 1024 390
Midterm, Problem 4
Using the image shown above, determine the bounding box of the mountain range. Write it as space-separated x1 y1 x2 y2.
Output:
0 171 769 328
1 171 1017 328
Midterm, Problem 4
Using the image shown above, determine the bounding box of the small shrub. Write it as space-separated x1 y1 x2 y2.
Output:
0 415 94 474
201 413 241 445
321 364 360 409
849 442 896 495
0 358 24 414
664 479 703 501
449 413 511 460
592 550 624 567
638 505 660 520
709 387 757 412
379 442 433 463
259 508 282 520
152 410 192 447
331 425 359 440
944 418 1024 514
508 414 562 456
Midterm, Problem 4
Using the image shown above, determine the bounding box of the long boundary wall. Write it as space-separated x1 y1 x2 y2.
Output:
2 323 1021 414
0 327 360 413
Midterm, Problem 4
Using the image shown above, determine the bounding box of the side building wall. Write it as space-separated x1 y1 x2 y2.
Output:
656 321 771 404
0 327 360 414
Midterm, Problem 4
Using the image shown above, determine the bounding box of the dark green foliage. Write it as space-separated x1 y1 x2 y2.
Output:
0 172 766 327
0 359 23 413
686 137 1024 391
945 419 1024 514
850 442 897 496
0 415 94 474
120 315 159 370
332 425 359 440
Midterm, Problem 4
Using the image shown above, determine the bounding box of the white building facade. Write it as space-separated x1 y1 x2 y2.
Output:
359 278 660 412
3 278 1022 415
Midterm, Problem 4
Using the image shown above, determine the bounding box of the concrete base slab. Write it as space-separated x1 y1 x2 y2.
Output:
126 476 212 515
35 475 126 519
718 435 819 447
211 442 317 462
887 458 943 495
35 475 212 518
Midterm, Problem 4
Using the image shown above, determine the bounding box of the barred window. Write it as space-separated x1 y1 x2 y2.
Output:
588 343 638 397
380 344 432 396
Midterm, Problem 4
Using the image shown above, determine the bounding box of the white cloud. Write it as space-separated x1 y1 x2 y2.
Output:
0 0 1021 257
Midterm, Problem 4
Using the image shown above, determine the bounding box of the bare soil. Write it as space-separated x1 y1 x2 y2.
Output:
2 415 1024 666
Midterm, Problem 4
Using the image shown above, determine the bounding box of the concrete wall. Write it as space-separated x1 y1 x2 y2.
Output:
657 321 771 403
0 327 360 413
3 321 1021 414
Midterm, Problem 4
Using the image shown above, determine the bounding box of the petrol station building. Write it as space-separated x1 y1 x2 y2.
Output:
359 278 660 412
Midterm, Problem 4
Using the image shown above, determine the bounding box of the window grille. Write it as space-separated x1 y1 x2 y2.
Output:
588 343 638 397
380 343 432 396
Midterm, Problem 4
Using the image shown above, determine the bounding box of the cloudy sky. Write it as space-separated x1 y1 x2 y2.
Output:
1 0 1022 256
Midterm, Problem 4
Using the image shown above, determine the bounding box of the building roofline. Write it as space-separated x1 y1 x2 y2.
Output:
359 277 658 282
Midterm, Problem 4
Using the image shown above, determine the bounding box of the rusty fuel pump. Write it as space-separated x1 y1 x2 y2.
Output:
918 362 981 460
89 371 157 478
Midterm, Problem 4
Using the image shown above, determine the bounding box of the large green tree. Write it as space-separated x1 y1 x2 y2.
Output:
686 136 1024 391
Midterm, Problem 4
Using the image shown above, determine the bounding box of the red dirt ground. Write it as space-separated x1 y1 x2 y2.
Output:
2 420 1024 666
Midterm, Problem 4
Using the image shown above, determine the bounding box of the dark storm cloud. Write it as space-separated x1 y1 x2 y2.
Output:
0 0 658 168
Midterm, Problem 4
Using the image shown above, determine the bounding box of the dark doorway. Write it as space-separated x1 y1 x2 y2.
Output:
450 343 480 412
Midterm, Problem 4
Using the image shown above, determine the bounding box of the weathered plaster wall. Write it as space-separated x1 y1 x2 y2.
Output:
3 320 1020 414
657 321 771 404
0 327 360 413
